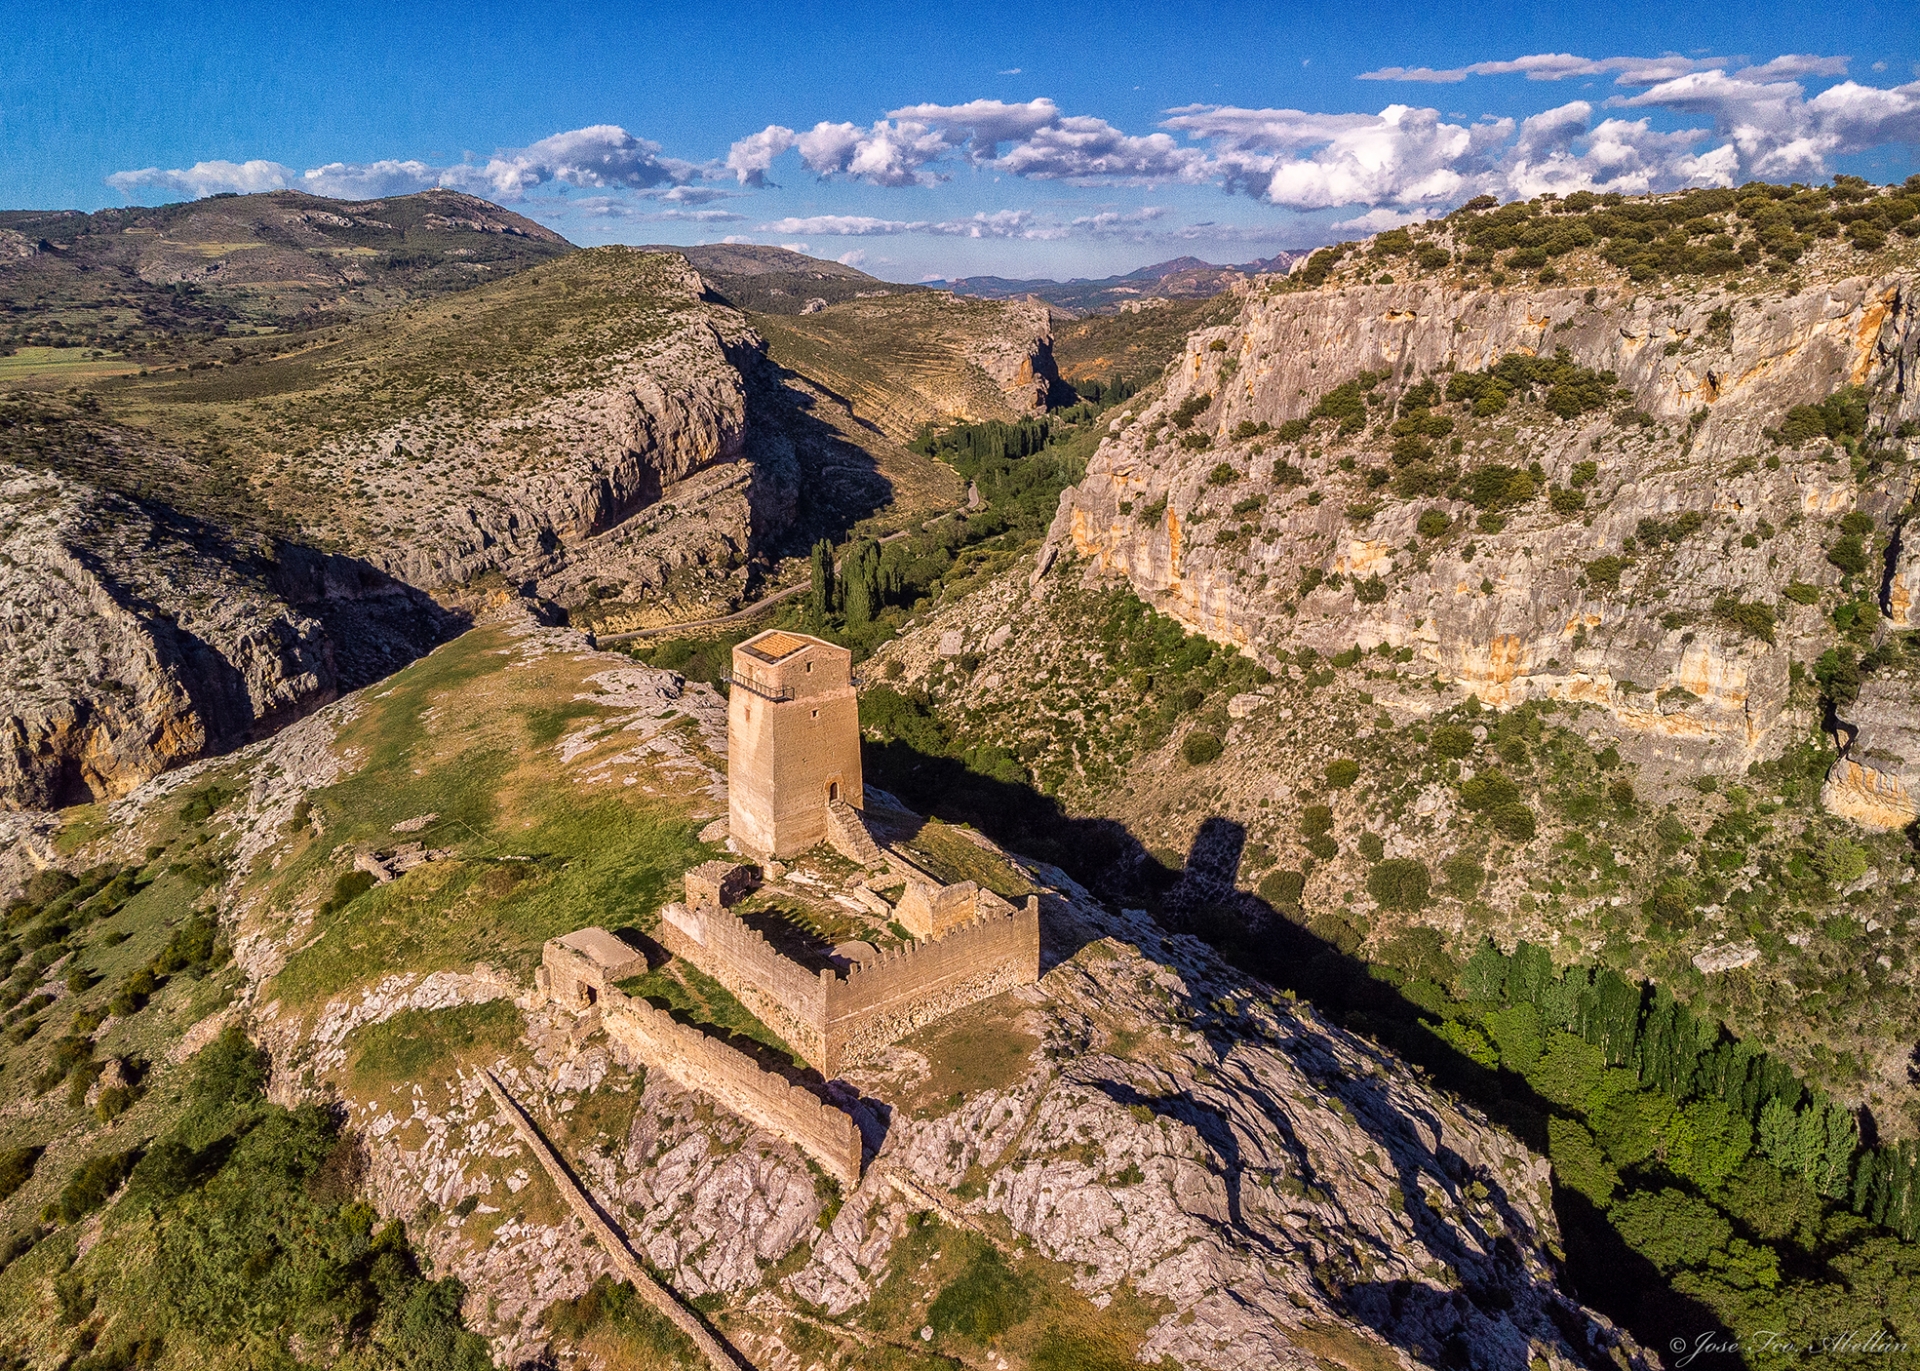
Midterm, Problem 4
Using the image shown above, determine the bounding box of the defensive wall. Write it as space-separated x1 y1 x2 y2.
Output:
599 987 862 1186
659 900 829 1064
658 896 1041 1077
538 934 862 1187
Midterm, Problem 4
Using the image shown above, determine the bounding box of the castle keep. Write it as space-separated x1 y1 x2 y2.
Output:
726 630 862 859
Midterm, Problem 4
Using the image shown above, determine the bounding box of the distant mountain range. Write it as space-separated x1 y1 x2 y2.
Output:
939 253 1307 313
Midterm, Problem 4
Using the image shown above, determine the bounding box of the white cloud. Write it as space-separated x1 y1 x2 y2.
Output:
550 196 745 223
106 159 297 197
838 249 868 266
758 207 1174 242
1614 71 1920 180
728 98 1206 188
1359 53 1731 85
1168 103 1510 208
1332 206 1439 232
1734 55 1852 81
109 124 714 206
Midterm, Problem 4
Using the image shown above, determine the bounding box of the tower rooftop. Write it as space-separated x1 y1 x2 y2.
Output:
738 630 815 664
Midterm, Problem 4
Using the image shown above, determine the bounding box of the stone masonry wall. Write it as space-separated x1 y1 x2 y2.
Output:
599 987 862 1186
658 901 828 1064
657 898 1041 1076
825 899 1041 1069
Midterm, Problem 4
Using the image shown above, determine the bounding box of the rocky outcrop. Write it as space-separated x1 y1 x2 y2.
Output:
1826 662 1920 829
1047 270 1919 773
0 465 452 809
962 296 1059 413
0 251 817 806
293 255 784 604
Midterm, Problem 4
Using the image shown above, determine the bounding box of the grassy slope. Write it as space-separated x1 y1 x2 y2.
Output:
238 624 717 1025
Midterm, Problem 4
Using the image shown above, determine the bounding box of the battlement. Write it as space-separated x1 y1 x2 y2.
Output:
659 901 828 1064
825 898 1040 1069
661 895 1040 1076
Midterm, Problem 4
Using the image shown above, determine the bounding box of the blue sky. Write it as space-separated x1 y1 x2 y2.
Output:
4 0 1918 281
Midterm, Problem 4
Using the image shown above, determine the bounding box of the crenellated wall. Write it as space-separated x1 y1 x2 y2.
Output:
824 898 1040 1069
657 897 1041 1075
657 901 828 1063
598 987 862 1186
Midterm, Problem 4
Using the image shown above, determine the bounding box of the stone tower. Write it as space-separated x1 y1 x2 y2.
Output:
727 630 863 859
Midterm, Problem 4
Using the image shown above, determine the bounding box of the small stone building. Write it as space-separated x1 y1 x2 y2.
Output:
538 927 649 1009
728 630 863 859
685 859 757 911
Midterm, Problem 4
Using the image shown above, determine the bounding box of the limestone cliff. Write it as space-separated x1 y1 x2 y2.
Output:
0 464 452 809
0 249 808 807
1047 268 1919 783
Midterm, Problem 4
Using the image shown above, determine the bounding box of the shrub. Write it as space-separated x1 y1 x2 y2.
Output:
1783 582 1821 605
1306 835 1339 860
1777 386 1868 445
55 1149 137 1224
1430 725 1475 759
1585 555 1629 590
1367 858 1430 911
1275 418 1311 442
1354 575 1388 604
1549 487 1586 514
0 1148 39 1203
1459 770 1520 810
1259 870 1306 906
1608 777 1636 810
318 870 377 919
1170 393 1212 430
1179 431 1212 451
1272 461 1308 486
1181 732 1224 766
1458 464 1536 510
1300 805 1335 838
1207 462 1239 486
1442 853 1485 895
1357 832 1385 861
1713 596 1777 644
1827 534 1869 577
1416 509 1451 539
1325 758 1360 789
1491 802 1538 841
1310 379 1375 434
1569 459 1598 488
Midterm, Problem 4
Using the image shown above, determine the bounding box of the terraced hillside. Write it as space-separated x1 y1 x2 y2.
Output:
753 290 1062 442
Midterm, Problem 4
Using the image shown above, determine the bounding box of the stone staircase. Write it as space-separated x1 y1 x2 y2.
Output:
825 800 886 868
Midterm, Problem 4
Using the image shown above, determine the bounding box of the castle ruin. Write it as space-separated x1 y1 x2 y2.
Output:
536 625 1044 1184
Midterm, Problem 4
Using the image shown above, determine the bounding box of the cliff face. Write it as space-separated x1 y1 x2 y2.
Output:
1048 270 1919 781
0 465 452 809
0 250 806 807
